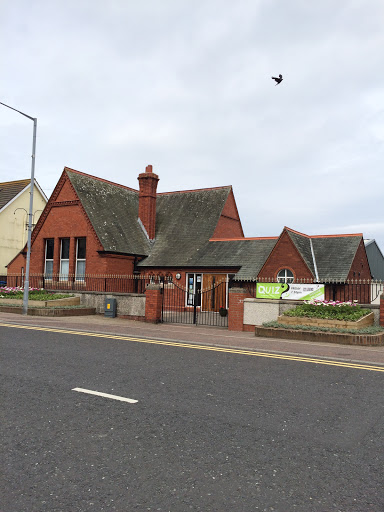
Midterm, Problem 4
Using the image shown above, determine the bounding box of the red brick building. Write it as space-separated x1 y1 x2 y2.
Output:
7 165 379 303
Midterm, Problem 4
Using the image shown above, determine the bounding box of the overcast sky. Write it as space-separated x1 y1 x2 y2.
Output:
1 0 383 252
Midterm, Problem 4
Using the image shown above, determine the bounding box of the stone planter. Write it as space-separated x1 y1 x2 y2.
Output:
0 296 80 307
277 312 374 330
255 326 384 346
0 305 95 316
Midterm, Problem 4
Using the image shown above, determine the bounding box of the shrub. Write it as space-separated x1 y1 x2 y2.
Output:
0 287 73 301
282 300 370 322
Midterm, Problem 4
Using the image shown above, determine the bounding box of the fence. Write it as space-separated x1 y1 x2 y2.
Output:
231 277 384 304
5 273 157 294
3 273 384 305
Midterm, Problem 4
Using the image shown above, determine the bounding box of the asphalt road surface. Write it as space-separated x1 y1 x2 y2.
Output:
1 324 383 512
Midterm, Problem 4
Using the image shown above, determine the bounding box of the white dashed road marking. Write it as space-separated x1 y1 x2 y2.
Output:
72 387 138 403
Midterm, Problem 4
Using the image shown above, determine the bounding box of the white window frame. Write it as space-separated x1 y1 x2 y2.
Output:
75 238 86 282
60 238 70 280
44 239 54 279
277 269 294 283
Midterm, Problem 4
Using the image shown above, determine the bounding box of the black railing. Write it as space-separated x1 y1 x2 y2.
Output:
3 274 383 305
5 273 158 294
233 277 384 304
162 280 228 327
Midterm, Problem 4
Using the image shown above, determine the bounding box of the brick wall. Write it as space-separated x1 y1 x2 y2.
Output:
101 254 136 274
212 189 244 239
258 230 313 280
347 238 372 281
7 173 134 276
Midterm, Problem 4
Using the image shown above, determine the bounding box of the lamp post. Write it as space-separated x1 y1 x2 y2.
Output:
0 101 37 315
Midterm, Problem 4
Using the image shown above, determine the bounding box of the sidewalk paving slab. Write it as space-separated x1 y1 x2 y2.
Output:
1 312 383 366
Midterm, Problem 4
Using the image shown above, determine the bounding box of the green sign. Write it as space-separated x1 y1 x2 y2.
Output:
256 283 325 300
256 283 289 299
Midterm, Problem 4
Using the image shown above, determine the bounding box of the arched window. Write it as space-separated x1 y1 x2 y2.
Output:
277 269 294 283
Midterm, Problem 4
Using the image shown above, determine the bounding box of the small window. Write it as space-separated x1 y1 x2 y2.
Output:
277 269 294 283
60 238 70 280
75 238 86 281
45 239 54 278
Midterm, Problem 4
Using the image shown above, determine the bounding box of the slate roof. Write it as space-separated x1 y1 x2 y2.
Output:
193 238 278 280
364 240 384 280
286 230 316 276
66 170 151 256
137 187 232 267
283 228 362 281
310 235 362 281
0 179 31 211
63 170 366 282
66 170 274 274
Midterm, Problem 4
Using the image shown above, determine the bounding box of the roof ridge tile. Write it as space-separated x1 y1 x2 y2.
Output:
64 167 138 193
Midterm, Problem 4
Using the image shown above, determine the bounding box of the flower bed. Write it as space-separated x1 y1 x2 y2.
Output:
0 286 74 301
0 297 80 307
279 299 373 329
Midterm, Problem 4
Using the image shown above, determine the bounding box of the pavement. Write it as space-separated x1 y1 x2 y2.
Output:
1 310 384 366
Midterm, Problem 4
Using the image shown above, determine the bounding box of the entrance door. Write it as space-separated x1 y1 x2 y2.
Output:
202 274 227 312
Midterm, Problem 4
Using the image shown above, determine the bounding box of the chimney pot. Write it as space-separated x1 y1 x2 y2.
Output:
145 165 153 173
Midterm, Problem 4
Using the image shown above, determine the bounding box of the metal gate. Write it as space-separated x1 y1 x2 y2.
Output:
161 280 228 327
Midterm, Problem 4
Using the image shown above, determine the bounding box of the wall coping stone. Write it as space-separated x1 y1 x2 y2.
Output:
146 284 162 291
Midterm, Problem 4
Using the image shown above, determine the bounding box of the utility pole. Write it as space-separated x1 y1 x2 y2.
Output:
0 101 37 315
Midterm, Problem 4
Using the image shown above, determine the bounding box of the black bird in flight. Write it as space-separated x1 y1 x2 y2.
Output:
271 74 283 85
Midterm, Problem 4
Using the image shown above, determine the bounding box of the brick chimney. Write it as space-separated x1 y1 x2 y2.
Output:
138 164 159 240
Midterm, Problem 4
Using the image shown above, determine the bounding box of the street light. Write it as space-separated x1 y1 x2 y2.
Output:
0 101 37 315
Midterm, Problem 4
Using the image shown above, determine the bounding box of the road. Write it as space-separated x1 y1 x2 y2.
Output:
1 323 384 512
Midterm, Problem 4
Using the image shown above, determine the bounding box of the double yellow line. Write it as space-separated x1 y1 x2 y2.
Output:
1 322 384 373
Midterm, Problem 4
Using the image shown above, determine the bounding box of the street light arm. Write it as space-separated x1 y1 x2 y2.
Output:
0 101 36 121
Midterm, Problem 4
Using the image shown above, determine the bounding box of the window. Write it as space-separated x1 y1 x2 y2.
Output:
45 239 54 278
277 269 294 283
186 273 202 306
75 238 86 281
60 238 70 280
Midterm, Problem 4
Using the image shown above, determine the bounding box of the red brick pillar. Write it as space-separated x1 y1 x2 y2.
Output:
145 284 162 323
380 294 384 327
228 287 247 331
53 237 60 275
69 237 76 275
